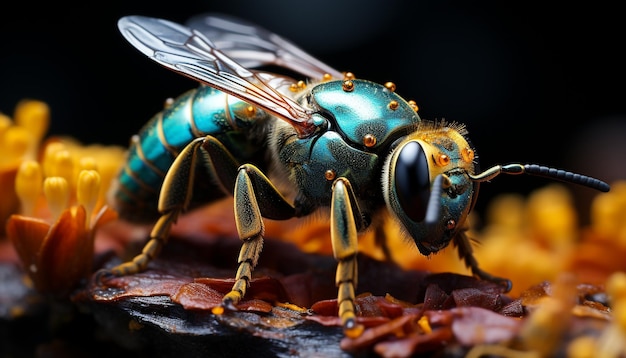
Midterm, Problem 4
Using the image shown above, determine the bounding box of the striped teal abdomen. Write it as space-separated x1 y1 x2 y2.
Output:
113 85 268 221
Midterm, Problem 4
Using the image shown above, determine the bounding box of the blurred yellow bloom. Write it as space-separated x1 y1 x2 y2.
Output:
567 181 626 286
7 161 118 295
0 100 49 236
0 100 125 296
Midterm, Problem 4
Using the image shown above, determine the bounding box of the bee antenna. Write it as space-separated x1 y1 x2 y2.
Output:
469 163 610 192
425 174 450 226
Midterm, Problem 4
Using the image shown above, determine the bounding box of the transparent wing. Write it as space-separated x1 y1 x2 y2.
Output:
118 15 315 136
186 13 343 80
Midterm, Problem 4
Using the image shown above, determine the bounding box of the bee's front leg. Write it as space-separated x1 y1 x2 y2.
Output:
453 229 512 292
330 178 365 338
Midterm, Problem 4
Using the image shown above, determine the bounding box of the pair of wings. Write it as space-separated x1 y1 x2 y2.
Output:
118 14 343 137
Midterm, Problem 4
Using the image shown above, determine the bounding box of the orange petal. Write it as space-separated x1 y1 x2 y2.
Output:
37 206 93 293
6 214 50 272
0 167 20 236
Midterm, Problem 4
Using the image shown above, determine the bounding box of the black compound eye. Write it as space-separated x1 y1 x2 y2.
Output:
394 141 430 222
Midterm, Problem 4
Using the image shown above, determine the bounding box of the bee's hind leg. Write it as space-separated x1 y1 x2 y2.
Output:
97 137 208 281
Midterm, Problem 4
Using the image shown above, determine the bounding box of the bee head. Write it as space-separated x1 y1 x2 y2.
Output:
382 120 610 256
382 121 479 255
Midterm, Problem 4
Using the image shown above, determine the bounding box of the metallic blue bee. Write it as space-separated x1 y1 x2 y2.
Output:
105 14 610 337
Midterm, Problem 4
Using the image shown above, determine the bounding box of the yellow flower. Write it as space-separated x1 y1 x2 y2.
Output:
7 162 117 295
0 100 49 236
0 100 126 296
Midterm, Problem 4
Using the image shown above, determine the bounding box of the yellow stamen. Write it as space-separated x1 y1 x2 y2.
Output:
0 113 11 136
76 170 101 228
13 100 49 145
14 161 43 216
2 126 30 164
44 177 70 222
49 150 75 186
78 156 98 172
42 141 67 178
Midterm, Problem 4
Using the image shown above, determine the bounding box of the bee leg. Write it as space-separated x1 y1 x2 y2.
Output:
373 219 393 262
331 178 365 338
214 163 297 313
101 210 180 279
201 136 298 220
453 230 512 292
100 137 208 279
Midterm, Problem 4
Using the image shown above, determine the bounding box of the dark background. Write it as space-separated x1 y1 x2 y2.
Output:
1 1 625 222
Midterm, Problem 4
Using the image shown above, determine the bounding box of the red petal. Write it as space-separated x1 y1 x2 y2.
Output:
173 282 223 310
423 284 452 311
373 326 453 357
340 313 419 352
171 281 275 313
310 299 338 316
449 306 522 346
451 287 505 311
356 295 405 318
196 276 289 303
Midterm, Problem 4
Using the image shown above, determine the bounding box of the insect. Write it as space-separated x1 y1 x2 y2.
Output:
103 14 611 337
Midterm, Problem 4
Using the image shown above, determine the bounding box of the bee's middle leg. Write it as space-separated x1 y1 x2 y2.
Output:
214 163 297 312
